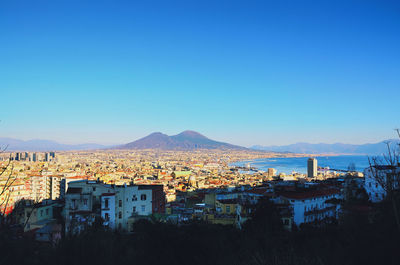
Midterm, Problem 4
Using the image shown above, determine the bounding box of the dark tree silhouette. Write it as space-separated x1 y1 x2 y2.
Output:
368 129 400 231
0 147 16 225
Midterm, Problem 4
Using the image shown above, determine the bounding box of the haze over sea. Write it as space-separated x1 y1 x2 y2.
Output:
232 155 371 175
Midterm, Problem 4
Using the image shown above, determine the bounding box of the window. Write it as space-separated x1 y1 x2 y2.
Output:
93 187 96 191
40 210 43 217
119 200 122 207
132 206 136 213
104 198 109 208
119 211 122 219
83 199 88 206
226 206 231 212
45 209 49 215
105 213 109 221
141 205 145 212
141 194 147 201
132 195 137 201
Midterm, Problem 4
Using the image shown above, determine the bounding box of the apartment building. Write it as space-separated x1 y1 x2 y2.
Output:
65 180 165 233
28 175 63 202
278 187 341 226
64 180 111 234
24 201 56 232
101 185 153 231
364 165 400 202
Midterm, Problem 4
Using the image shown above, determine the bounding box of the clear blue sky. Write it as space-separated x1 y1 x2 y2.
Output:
1 0 399 146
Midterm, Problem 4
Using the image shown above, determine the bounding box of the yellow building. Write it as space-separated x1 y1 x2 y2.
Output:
204 213 236 225
24 202 56 232
216 199 239 215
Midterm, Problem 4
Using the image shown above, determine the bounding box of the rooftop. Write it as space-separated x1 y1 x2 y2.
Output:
279 188 340 200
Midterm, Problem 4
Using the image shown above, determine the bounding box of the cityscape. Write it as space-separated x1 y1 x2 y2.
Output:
0 131 398 264
1 1 399 265
0 147 351 228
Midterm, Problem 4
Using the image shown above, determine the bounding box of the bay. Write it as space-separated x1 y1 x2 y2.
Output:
231 155 372 175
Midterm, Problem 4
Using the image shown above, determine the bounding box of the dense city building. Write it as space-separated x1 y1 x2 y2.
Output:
3 148 395 241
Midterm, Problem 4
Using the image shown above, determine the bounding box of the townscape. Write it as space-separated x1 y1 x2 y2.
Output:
1 1 399 264
0 147 387 241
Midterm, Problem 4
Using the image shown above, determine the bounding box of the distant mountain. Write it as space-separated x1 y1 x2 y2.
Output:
116 130 246 150
251 139 400 155
0 137 106 151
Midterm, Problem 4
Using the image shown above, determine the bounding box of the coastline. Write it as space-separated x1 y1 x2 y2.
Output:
230 154 370 175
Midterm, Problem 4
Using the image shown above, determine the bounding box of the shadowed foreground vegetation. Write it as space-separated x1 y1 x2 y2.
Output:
1 198 399 265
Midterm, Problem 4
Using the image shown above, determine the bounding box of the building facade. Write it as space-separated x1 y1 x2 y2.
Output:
364 165 400 202
279 188 341 226
65 180 166 233
307 158 318 178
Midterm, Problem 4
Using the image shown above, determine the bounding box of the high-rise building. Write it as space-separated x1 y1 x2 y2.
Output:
267 168 277 177
307 158 317 178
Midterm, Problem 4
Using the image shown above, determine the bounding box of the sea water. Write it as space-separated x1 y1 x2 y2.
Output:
231 155 372 175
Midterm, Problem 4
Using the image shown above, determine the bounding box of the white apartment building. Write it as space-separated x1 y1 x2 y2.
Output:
65 180 165 233
101 185 153 231
364 165 400 203
29 175 65 202
279 188 341 226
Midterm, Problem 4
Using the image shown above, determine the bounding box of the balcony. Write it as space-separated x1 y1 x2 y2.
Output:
304 206 336 216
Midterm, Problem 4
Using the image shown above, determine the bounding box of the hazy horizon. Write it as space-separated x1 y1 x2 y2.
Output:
0 130 398 148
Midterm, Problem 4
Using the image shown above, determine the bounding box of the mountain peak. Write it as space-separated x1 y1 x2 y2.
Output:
117 131 245 150
148 132 167 137
174 130 208 139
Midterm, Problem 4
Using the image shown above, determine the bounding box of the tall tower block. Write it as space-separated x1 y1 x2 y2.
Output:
307 158 317 178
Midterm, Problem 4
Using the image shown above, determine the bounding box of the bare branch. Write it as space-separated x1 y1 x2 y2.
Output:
1 191 11 216
23 202 41 230
0 144 9 154
0 164 15 197
0 154 12 178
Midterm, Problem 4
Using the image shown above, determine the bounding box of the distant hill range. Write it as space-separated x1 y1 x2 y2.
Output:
0 137 105 151
115 130 246 150
2 133 398 154
251 139 400 155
